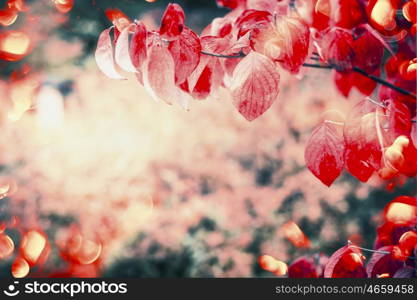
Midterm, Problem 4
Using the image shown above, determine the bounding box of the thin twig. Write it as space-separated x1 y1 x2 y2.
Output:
324 120 344 126
302 63 333 69
365 96 386 108
200 51 417 99
201 50 246 59
353 66 417 99
349 244 417 260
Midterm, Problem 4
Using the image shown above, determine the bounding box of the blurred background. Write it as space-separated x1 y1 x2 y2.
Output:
0 0 415 278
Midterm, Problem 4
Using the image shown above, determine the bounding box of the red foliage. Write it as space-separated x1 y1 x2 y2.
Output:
288 257 318 278
305 122 344 186
260 195 417 278
160 3 185 41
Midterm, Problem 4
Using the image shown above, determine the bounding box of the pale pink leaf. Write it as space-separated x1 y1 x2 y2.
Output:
230 51 280 121
95 27 125 79
168 26 201 84
143 44 178 104
115 25 138 73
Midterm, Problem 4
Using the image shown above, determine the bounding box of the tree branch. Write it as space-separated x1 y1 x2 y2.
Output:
200 50 246 59
353 66 417 99
200 51 417 99
302 63 332 69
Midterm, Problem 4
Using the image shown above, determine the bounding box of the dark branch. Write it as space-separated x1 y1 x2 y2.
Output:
302 63 332 69
200 51 416 99
353 67 417 99
200 50 246 59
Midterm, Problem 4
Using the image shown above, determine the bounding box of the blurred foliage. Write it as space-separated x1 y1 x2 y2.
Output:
0 0 226 78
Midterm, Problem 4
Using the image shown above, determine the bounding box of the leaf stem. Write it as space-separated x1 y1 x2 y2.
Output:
324 120 344 126
365 96 386 108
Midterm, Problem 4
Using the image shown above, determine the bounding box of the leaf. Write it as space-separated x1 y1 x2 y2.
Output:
143 44 177 104
393 266 415 278
288 256 318 278
159 3 185 41
343 100 386 181
105 8 131 33
208 18 233 37
324 245 367 278
305 121 345 186
320 27 354 72
130 21 147 70
333 70 353 97
352 26 384 73
252 15 310 73
95 27 125 80
187 36 228 99
168 26 201 84
385 100 412 142
114 25 138 73
351 70 378 96
234 9 272 38
230 51 280 121
216 0 245 9
366 246 403 277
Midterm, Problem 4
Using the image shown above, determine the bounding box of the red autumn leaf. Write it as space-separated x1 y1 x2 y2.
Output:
366 0 399 35
168 26 201 84
383 196 417 224
0 7 18 26
252 15 310 73
7 0 28 12
399 141 417 177
288 257 318 278
333 70 353 97
130 21 147 70
320 27 355 72
187 36 229 99
384 100 412 141
95 27 125 80
54 0 73 13
399 231 417 257
334 0 367 29
305 121 345 186
159 3 185 41
352 27 384 73
143 44 177 104
343 100 386 181
235 9 272 38
324 245 367 278
216 0 246 9
378 76 417 106
105 8 131 33
366 245 403 277
114 25 137 73
281 221 311 248
333 70 378 97
191 66 213 99
352 70 378 96
344 146 375 181
230 51 280 121
374 222 415 249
